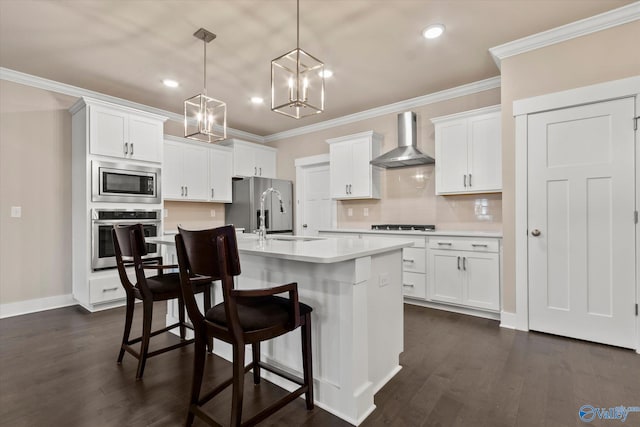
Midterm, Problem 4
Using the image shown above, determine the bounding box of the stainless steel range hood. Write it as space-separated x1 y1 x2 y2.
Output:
370 111 435 168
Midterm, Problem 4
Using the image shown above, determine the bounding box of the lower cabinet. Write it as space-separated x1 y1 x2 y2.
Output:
89 273 126 304
427 237 500 311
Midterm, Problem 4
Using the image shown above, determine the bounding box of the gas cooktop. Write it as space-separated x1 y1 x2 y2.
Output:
371 224 436 232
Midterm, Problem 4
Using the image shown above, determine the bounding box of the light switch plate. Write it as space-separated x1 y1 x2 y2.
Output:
10 206 21 218
347 208 353 217
163 209 169 218
210 209 216 217
363 208 369 217
379 273 390 287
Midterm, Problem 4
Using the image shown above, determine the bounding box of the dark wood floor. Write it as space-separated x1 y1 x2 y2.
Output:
1 303 638 427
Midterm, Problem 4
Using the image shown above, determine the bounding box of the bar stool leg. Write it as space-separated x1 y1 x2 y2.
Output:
178 298 186 340
136 299 153 380
301 313 314 410
118 293 135 364
230 343 246 427
186 334 207 427
252 342 261 385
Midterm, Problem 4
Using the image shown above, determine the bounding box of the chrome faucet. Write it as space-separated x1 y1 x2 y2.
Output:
258 187 286 243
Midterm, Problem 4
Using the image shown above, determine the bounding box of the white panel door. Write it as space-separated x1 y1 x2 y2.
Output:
181 144 209 201
528 97 636 349
330 142 351 198
300 164 332 236
89 105 127 158
468 113 501 192
128 114 162 163
163 141 183 199
209 148 232 202
436 119 467 193
429 250 463 304
350 137 372 197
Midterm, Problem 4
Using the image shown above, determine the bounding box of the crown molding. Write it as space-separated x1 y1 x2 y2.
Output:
263 76 501 142
1 67 500 145
489 3 640 69
0 67 263 142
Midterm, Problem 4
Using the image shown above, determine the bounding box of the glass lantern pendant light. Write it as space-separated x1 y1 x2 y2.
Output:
271 0 325 118
184 28 227 142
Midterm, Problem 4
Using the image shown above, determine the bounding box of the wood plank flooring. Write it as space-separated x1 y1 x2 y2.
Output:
1 303 638 426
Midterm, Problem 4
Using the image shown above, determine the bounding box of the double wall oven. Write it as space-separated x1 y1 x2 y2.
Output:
91 160 163 271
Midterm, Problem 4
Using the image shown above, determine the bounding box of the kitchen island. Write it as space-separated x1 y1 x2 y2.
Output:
150 234 414 425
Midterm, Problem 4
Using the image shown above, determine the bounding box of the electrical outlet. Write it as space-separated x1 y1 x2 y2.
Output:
347 208 353 217
363 208 369 217
10 206 21 218
379 273 390 287
210 209 216 218
163 209 168 218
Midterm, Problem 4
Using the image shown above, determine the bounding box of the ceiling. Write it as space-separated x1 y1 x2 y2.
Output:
0 0 632 137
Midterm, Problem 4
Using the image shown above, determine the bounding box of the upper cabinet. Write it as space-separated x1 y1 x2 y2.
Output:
163 137 233 203
87 101 165 163
327 131 382 200
432 106 501 195
220 139 277 178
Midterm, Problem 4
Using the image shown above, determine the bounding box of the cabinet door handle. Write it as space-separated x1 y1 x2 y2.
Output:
259 167 262 176
185 186 188 197
463 174 467 187
437 242 452 246
254 166 257 175
403 258 415 263
463 257 466 270
349 184 352 194
457 256 461 270
130 143 134 156
403 283 415 288
124 142 128 155
345 184 348 195
103 287 118 292
211 188 214 199
471 243 488 247
468 173 472 187
181 186 184 196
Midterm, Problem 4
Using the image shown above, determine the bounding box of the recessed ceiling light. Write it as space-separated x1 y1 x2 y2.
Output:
319 69 333 78
422 24 445 39
250 96 264 104
162 79 179 88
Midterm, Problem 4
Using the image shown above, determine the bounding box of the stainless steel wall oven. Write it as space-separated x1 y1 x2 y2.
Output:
91 209 162 270
92 161 161 204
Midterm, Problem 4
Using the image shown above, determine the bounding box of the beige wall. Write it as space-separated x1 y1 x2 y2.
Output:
269 88 502 231
0 81 76 304
500 20 640 313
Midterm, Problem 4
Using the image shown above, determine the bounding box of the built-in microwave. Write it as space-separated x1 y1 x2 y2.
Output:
92 161 161 204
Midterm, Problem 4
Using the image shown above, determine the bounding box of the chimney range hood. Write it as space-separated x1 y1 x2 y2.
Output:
370 111 435 168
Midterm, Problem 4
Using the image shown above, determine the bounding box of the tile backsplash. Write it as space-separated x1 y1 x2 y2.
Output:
336 165 502 231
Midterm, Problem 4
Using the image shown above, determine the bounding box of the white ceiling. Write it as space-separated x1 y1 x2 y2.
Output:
0 0 633 136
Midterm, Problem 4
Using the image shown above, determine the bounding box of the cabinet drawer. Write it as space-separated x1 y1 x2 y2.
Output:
402 272 426 300
428 237 499 253
89 275 126 304
402 247 425 273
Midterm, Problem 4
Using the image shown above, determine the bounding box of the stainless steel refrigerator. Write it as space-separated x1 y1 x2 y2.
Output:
225 177 293 234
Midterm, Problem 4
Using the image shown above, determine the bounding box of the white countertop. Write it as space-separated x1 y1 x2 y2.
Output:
318 228 503 238
149 234 414 264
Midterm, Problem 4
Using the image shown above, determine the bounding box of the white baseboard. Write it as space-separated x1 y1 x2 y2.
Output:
0 294 76 319
499 311 517 329
404 298 501 321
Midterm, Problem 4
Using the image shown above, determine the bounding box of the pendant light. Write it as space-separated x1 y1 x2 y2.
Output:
271 0 325 118
184 28 227 142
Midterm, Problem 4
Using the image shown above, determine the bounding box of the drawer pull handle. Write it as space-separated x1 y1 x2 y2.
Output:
471 244 488 248
457 256 460 270
463 257 466 270
103 287 119 292
402 258 415 263
437 242 452 246
402 283 415 287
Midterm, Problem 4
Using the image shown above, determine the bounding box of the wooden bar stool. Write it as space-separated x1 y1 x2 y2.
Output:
175 225 314 426
112 224 213 380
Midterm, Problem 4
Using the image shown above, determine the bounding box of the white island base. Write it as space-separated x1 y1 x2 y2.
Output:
161 236 408 425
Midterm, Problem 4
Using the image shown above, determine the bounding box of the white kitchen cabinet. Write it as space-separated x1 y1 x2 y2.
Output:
327 131 382 199
427 236 500 312
163 139 209 201
220 139 277 178
89 102 164 163
432 105 501 195
208 145 233 203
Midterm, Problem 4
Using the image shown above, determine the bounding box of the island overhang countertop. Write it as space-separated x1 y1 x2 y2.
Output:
149 234 415 264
